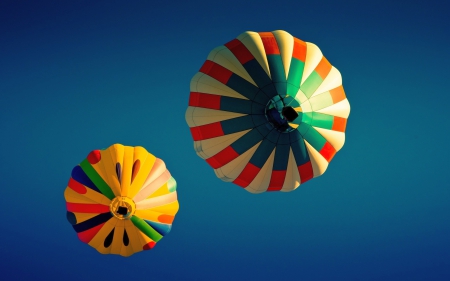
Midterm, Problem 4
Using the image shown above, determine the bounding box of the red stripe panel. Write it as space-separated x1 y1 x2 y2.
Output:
77 223 105 243
267 170 286 191
189 92 221 110
199 60 233 84
190 122 224 141
68 178 87 194
233 163 261 187
292 38 307 61
225 39 254 64
332 116 347 132
259 32 280 55
66 202 110 213
206 146 240 169
143 241 156 250
298 162 313 183
319 142 337 162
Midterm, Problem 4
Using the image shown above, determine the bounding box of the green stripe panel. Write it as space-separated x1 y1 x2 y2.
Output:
301 112 313 125
287 59 304 96
303 126 327 152
80 159 115 200
309 92 333 111
310 112 334 130
300 71 323 98
130 216 163 242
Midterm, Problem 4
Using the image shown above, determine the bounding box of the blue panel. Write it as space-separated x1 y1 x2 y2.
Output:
267 55 286 83
291 138 309 166
274 82 288 98
144 220 172 236
227 74 260 100
252 90 271 105
71 165 101 193
221 115 255 135
277 133 290 145
248 138 276 168
261 83 278 99
273 144 290 170
265 129 281 144
72 213 112 233
220 97 252 114
230 129 263 154
255 123 273 138
243 59 272 88
289 130 302 143
251 114 268 127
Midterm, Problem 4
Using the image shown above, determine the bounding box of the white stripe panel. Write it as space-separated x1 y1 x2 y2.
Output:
280 148 301 192
314 127 346 151
136 192 178 210
186 107 246 127
215 141 261 182
310 66 342 98
191 72 248 100
194 130 251 159
304 140 329 177
208 46 256 86
134 169 171 202
245 148 276 194
301 42 323 85
272 30 294 79
237 31 271 77
316 98 351 118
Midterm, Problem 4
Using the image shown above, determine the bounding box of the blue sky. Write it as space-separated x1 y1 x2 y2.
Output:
1 0 449 280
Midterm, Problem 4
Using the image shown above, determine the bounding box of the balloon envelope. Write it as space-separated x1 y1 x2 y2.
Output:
65 144 179 256
186 30 350 193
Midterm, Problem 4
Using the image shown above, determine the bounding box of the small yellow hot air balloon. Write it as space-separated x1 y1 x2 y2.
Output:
64 144 179 257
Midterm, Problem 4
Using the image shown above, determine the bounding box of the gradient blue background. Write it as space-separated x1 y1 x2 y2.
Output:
1 0 449 280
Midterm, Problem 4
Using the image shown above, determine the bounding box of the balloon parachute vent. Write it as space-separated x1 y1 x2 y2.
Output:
117 206 128 215
282 106 298 122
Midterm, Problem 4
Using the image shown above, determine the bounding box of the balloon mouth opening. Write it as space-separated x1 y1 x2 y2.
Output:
265 96 298 133
282 106 299 122
110 196 136 220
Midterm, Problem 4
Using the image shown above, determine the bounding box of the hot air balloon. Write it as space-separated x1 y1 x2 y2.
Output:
186 30 350 193
65 144 179 256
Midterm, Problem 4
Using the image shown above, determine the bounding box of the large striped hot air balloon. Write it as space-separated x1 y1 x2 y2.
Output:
64 144 179 256
186 30 350 193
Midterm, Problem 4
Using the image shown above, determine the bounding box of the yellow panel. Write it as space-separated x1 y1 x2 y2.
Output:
245 148 276 193
214 141 261 182
191 72 248 100
208 46 256 86
316 98 350 118
107 144 125 195
88 218 117 255
124 220 143 255
99 147 121 197
120 146 134 196
310 66 342 98
128 147 156 199
272 30 294 79
65 185 110 205
65 189 101 205
304 140 329 177
237 31 271 77
110 224 125 256
135 192 178 210
194 129 251 159
146 182 170 199
73 212 99 224
133 167 171 203
185 106 195 127
280 148 301 192
187 107 247 127
146 201 179 216
301 42 323 85
314 127 346 151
